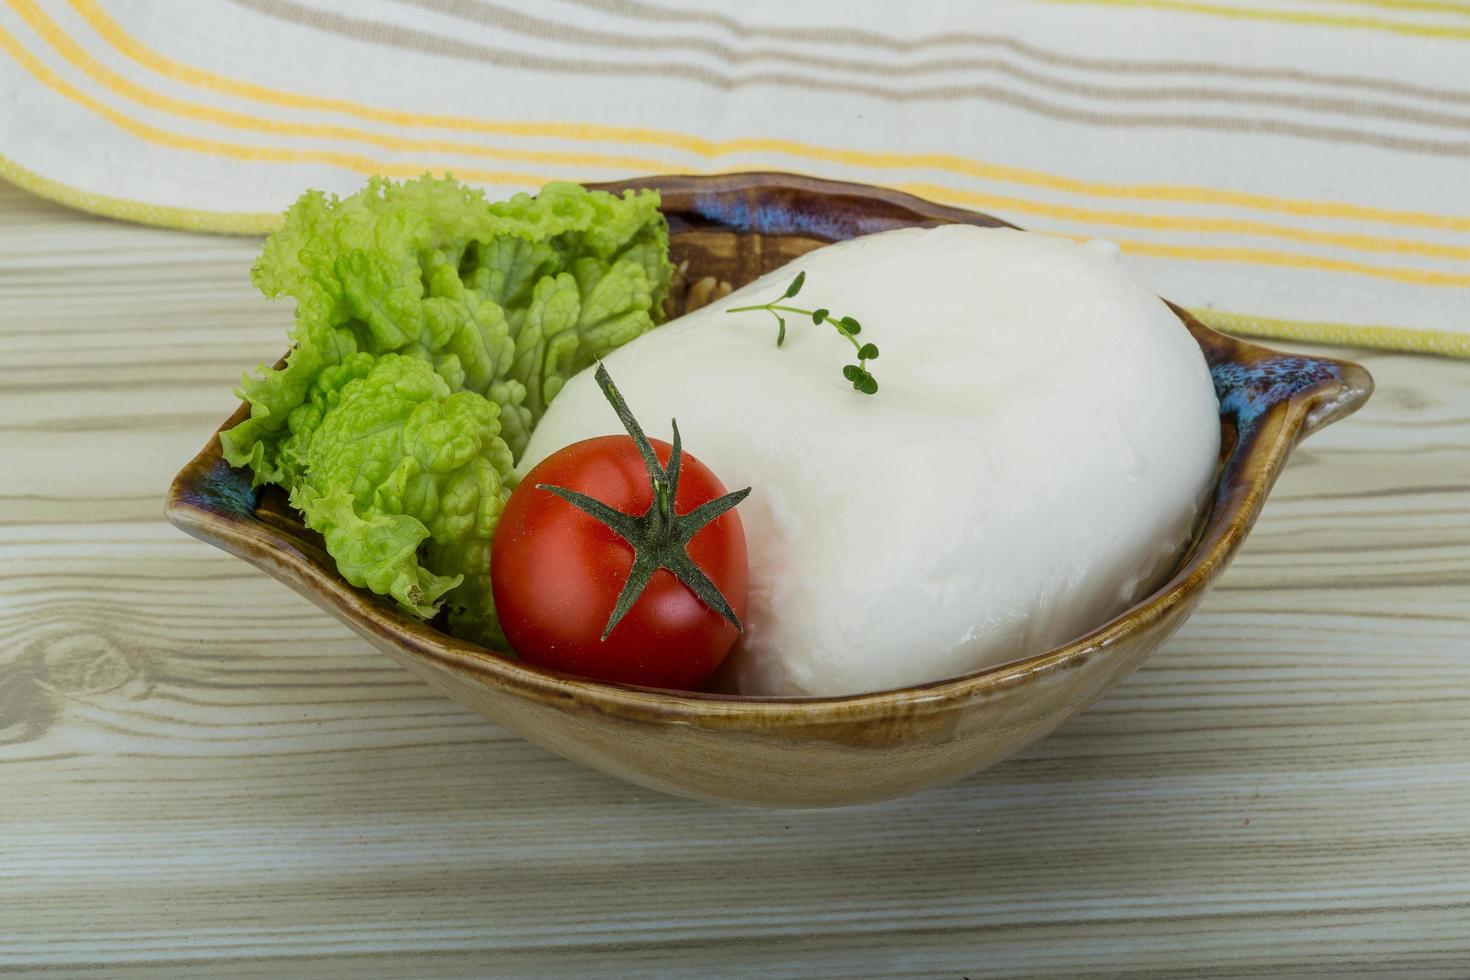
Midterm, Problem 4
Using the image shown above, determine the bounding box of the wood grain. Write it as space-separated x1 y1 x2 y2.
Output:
2 180 1468 977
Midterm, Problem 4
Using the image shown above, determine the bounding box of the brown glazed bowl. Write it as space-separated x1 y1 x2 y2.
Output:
166 173 1372 807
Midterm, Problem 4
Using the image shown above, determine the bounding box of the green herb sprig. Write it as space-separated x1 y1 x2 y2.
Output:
724 271 880 395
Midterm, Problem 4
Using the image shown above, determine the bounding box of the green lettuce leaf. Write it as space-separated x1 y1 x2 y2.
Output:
307 489 460 619
224 176 670 479
276 351 378 490
219 317 359 486
507 256 659 419
218 176 672 641
291 355 514 624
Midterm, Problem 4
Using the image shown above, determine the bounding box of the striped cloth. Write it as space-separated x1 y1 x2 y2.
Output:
2 0 1466 357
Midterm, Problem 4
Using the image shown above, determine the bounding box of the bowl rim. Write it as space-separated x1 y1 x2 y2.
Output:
165 171 1373 725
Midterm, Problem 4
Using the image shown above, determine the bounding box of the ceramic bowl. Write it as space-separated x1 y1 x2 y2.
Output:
166 173 1372 807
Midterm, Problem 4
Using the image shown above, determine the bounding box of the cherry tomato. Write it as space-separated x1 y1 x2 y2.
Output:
491 434 749 691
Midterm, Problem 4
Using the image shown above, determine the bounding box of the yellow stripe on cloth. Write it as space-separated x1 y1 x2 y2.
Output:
11 0 671 176
7 145 1459 360
68 0 1470 233
9 11 1465 290
0 24 554 185
10 1 1466 291
1292 0 1470 18
902 182 1470 261
9 143 1461 358
0 151 278 233
1118 241 1470 288
16 0 1463 264
1044 0 1470 39
1192 308 1470 359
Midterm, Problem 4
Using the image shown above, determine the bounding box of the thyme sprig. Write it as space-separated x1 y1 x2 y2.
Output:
724 271 880 395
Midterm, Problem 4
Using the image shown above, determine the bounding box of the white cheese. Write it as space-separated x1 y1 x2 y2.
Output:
519 226 1220 696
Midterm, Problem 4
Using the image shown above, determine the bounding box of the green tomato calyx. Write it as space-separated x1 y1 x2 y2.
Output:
536 363 750 640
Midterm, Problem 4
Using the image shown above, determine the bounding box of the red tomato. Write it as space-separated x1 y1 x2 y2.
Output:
491 435 749 691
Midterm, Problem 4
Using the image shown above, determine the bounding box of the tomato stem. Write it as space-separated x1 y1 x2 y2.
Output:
536 363 751 640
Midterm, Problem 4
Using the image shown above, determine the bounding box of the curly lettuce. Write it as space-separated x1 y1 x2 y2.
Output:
221 176 671 482
217 177 672 638
290 355 513 633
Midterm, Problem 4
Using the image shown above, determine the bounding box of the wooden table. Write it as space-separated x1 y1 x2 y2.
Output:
3 179 1468 978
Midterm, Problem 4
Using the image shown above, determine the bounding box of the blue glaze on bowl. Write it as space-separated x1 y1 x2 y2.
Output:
1206 355 1346 512
1212 356 1343 431
688 192 853 240
178 455 259 518
688 189 1005 242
